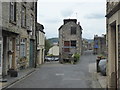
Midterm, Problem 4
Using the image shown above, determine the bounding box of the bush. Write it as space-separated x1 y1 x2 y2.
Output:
48 54 54 57
73 53 80 63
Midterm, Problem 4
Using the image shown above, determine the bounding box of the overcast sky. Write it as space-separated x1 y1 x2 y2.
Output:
37 0 106 39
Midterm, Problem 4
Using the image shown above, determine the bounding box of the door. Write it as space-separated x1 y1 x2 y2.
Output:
110 23 117 88
29 40 34 67
118 25 120 88
0 37 2 75
8 38 13 69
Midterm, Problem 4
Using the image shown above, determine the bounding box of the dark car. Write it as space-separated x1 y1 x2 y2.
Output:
98 59 107 76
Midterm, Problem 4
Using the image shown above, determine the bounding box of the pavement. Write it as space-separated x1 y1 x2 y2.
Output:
0 50 107 89
6 50 106 88
0 67 36 89
96 72 107 88
89 57 107 88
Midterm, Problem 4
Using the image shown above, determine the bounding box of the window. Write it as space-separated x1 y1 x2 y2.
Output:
64 41 70 52
10 2 16 22
30 14 34 35
0 40 2 67
31 2 34 10
37 32 39 45
71 40 76 47
64 41 70 46
20 39 26 57
21 5 26 27
71 27 76 35
64 48 70 52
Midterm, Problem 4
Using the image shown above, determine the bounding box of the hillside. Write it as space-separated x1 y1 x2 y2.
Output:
48 38 59 45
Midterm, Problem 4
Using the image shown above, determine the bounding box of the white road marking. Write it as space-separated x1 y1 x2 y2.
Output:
89 63 96 73
56 73 64 76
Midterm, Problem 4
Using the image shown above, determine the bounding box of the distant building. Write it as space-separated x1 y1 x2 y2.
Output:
106 1 120 88
82 39 88 52
36 23 45 65
93 34 106 55
58 19 82 61
82 39 93 52
48 44 59 56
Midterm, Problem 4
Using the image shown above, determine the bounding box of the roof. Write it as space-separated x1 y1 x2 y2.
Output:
58 19 83 30
37 23 45 34
63 19 77 24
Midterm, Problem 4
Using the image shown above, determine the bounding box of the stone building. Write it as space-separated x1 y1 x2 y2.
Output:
106 1 120 88
36 23 45 65
82 39 93 52
93 34 106 55
82 39 88 52
58 19 82 62
0 1 37 76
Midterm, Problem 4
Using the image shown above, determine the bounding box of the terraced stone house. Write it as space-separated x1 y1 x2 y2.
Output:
0 1 37 76
106 1 120 88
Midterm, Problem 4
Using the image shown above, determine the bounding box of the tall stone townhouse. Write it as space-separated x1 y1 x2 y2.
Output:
106 1 120 89
36 23 45 66
0 1 37 76
93 34 106 55
58 19 82 62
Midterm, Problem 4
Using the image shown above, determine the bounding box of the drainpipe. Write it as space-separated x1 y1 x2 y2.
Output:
34 1 37 68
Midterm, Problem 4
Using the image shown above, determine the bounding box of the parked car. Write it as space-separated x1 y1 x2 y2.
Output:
45 56 54 62
98 59 107 76
54 57 59 61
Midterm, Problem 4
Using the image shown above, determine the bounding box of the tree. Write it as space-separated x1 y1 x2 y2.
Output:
45 38 52 55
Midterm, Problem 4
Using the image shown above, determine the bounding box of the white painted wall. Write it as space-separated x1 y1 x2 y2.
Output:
48 45 59 56
37 31 45 65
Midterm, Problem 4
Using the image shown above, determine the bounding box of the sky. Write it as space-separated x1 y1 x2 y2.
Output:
37 0 106 39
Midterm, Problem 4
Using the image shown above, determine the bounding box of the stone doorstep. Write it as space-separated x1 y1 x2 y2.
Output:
2 68 36 89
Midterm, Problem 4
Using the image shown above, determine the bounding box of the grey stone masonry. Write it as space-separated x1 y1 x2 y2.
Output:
59 19 83 61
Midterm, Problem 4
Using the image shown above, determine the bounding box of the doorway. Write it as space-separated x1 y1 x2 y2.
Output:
29 40 34 67
110 22 117 88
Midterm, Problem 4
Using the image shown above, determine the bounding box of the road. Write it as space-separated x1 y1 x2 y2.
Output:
8 50 101 88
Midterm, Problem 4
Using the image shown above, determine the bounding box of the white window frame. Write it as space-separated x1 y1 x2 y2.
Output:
30 14 34 35
20 39 26 57
21 5 26 27
0 37 3 75
10 2 16 22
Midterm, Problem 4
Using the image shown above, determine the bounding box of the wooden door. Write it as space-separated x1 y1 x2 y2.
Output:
29 40 34 67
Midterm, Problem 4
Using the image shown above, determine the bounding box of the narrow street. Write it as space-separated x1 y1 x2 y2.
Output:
8 50 101 88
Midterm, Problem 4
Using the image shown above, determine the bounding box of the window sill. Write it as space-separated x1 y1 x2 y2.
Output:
21 25 26 29
9 20 17 25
